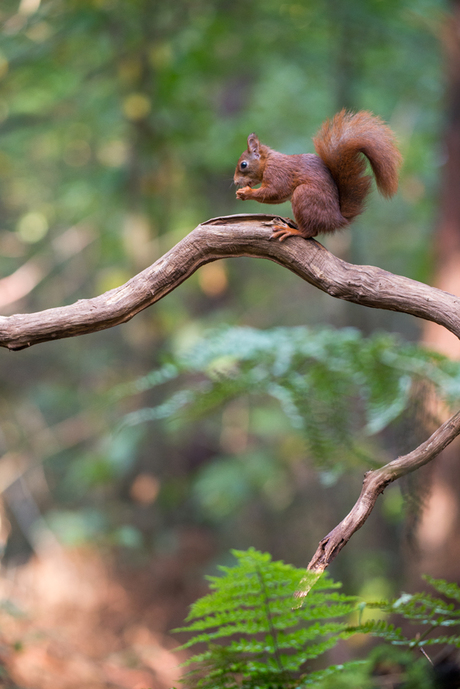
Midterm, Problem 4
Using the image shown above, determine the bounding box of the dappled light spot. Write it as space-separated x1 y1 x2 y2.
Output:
97 140 130 168
130 474 160 505
122 93 152 120
16 211 48 243
25 21 52 42
18 0 41 15
198 261 228 297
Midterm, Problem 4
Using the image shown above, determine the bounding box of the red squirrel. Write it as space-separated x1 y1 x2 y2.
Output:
233 110 402 241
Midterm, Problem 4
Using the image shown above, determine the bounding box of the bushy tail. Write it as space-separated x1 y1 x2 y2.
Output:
313 110 402 221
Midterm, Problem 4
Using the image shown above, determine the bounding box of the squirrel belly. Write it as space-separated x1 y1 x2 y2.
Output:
234 110 402 240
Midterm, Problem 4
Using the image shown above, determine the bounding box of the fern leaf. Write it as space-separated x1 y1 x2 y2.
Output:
175 548 357 687
300 660 368 686
121 325 460 477
423 575 460 603
346 619 406 643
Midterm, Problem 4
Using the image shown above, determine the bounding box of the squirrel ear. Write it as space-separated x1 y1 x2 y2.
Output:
247 133 260 157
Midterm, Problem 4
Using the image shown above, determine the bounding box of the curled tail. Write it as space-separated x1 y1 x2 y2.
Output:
312 110 402 222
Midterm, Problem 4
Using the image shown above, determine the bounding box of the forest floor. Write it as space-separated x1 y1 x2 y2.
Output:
0 526 214 689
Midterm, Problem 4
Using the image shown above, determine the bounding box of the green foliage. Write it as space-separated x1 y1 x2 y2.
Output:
173 551 460 688
173 548 459 688
352 575 460 649
120 325 460 471
174 548 359 688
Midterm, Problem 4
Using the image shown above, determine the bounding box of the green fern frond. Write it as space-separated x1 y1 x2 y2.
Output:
344 618 406 643
351 577 460 653
174 548 357 688
119 326 460 470
423 575 460 603
173 550 460 688
300 660 369 687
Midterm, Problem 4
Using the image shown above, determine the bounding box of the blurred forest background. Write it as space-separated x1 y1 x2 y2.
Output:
0 0 458 687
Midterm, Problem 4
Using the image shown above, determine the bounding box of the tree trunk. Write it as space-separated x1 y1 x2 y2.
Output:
416 1 460 581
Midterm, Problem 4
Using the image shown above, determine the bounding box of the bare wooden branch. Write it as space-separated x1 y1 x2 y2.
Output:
297 408 460 586
3 212 460 579
1 213 460 350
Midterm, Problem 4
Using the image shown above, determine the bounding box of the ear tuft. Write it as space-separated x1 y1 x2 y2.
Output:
247 133 260 157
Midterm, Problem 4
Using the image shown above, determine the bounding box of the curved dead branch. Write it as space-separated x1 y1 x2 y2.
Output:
299 408 460 584
1 214 460 350
2 213 460 576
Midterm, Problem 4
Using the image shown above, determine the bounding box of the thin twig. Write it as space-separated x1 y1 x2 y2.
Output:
298 409 460 588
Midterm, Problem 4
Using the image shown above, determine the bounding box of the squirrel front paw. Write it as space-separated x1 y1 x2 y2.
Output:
236 186 252 200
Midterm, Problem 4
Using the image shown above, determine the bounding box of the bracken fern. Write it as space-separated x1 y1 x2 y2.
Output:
174 548 359 688
172 551 460 688
350 575 460 650
116 326 460 470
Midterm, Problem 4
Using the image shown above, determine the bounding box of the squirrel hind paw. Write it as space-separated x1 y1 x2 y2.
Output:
270 225 306 242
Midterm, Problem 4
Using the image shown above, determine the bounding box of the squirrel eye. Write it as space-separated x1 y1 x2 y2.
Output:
240 161 248 170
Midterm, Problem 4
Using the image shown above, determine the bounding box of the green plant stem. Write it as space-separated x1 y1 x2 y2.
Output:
256 567 289 682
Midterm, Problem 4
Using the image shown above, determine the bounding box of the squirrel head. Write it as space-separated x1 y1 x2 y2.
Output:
234 134 266 188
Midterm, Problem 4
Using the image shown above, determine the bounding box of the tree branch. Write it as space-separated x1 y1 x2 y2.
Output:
2 213 460 578
298 408 460 586
1 214 460 350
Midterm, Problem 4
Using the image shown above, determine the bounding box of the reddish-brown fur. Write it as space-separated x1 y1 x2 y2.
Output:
233 110 402 240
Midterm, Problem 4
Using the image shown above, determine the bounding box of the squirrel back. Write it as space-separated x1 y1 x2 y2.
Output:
313 110 402 222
